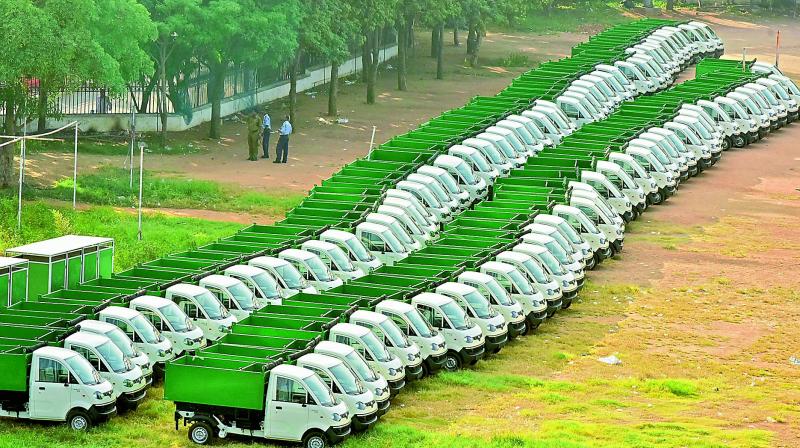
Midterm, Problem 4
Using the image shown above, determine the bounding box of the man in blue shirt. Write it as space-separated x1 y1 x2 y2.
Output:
260 111 271 159
274 115 292 164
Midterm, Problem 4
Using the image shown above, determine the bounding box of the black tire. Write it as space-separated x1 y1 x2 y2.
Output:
722 136 732 151
732 134 746 148
188 421 214 445
652 191 664 205
303 430 328 448
67 409 92 431
585 254 596 270
442 350 462 371
562 300 573 310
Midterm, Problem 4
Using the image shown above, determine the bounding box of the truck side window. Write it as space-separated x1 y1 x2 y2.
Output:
73 346 105 372
362 233 386 253
207 287 234 310
418 305 446 329
309 367 339 394
181 301 201 319
389 315 415 337
276 376 308 404
108 317 140 343
38 358 69 383
139 309 166 332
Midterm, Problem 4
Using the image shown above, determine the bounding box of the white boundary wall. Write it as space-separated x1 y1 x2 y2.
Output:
43 45 398 133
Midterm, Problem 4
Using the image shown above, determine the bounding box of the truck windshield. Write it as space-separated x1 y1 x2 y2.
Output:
574 212 601 235
485 279 513 306
556 221 583 245
544 240 572 265
770 84 790 100
194 291 229 320
501 132 525 153
227 283 257 311
510 125 534 144
382 231 407 254
327 246 356 272
413 186 442 208
343 237 375 262
463 290 495 319
378 320 411 348
275 262 309 289
506 269 535 295
65 355 102 385
538 251 567 275
490 138 516 159
475 142 505 164
158 303 193 332
330 363 365 395
691 122 712 139
385 220 414 245
546 229 574 254
361 331 392 362
453 162 477 185
105 328 140 358
468 152 493 173
521 259 549 283
440 301 471 330
425 179 451 203
344 351 380 382
403 311 435 338
130 314 163 343
435 172 461 195
97 341 132 373
304 374 336 407
306 257 334 282
251 272 281 300
760 88 780 106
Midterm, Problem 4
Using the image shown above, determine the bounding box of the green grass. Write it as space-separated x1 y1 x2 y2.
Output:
510 2 633 34
26 136 202 156
0 198 242 272
18 166 304 217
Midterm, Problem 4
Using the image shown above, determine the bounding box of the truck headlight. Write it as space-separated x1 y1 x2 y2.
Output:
407 353 416 362
488 324 497 332
375 387 384 396
184 338 194 346
510 310 518 318
465 335 473 343
218 325 230 333
600 237 607 245
123 379 134 388
332 413 343 422
388 368 397 376
430 342 439 351
157 349 166 357
94 391 104 400
562 280 570 288
356 401 366 411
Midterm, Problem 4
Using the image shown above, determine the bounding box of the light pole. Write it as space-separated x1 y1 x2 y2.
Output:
158 31 178 147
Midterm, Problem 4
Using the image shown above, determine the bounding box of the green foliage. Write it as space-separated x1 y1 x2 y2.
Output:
499 51 531 67
641 379 699 397
0 198 241 272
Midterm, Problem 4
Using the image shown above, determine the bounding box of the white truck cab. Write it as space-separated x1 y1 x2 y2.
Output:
485 125 534 158
594 160 647 214
569 196 624 254
512 243 578 307
129 295 206 356
355 222 408 266
374 300 448 375
524 223 586 269
224 264 284 305
727 91 771 138
521 110 567 144
76 320 153 386
383 196 438 235
417 165 471 209
407 172 461 212
320 229 385 274
435 282 508 353
249 256 319 297
328 323 406 394
199 274 263 320
365 212 423 253
0 347 116 430
479 261 548 329
533 100 577 133
99 306 174 378
496 119 545 153
673 113 722 164
640 131 691 180
608 152 660 205
314 341 391 416
506 114 554 147
386 188 440 228
63 332 147 410
569 182 625 228
349 310 424 380
629 138 681 181
590 70 634 101
551 204 612 261
411 293 485 371
663 121 713 169
520 233 585 285
534 214 594 267
736 86 779 129
396 179 452 223
573 79 617 109
613 60 655 93
626 141 677 198
747 82 788 126
449 144 503 184
475 132 526 167
711 96 758 146
494 251 563 316
456 271 527 337
596 63 641 95
461 139 513 175
165 284 237 341
563 89 607 120
649 125 701 169
279 249 344 291
556 95 596 127
295 353 378 432
757 77 798 122
433 155 488 202
578 171 634 222
301 240 367 282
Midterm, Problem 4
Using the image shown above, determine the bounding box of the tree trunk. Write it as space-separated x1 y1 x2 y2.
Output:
361 44 369 83
466 24 479 67
328 60 339 116
208 63 226 139
643 0 654 8
138 76 158 113
289 47 302 128
0 95 17 188
436 23 445 80
37 81 48 132
666 0 674 9
453 22 460 47
369 30 380 103
430 27 439 58
397 19 408 91
407 17 416 56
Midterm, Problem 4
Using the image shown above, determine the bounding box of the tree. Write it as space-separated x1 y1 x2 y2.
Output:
424 0 460 80
161 0 301 139
395 0 423 91
460 0 490 67
353 0 399 104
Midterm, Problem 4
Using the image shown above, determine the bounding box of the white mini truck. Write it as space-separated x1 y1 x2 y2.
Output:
76 320 154 386
319 229 384 274
99 305 175 379
314 341 391 417
328 323 406 394
434 282 509 354
373 300 448 375
199 274 264 320
165 284 237 342
348 310 425 381
411 293 486 371
129 295 207 356
0 346 116 430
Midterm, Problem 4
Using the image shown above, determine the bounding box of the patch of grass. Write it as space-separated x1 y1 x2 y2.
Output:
19 166 303 217
26 137 202 156
512 2 633 35
641 379 699 397
498 51 530 67
0 198 241 272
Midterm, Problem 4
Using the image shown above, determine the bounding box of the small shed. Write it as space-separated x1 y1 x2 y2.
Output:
5 235 114 301
0 257 28 308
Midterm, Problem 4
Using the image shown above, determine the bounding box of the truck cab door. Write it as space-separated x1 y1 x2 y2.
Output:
266 376 310 441
31 357 72 420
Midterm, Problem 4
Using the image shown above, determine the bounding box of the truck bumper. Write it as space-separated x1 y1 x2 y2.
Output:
118 388 147 409
326 423 352 444
405 363 425 381
622 210 633 223
679 168 689 182
376 397 391 417
88 402 117 423
635 202 646 215
485 333 508 354
508 320 527 339
525 310 548 330
388 378 406 395
460 344 486 366
424 353 447 374
611 238 624 254
352 410 379 431
546 298 562 318
153 362 166 381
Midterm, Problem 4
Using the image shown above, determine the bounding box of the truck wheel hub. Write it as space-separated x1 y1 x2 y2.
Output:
71 416 88 430
192 427 209 443
308 436 325 448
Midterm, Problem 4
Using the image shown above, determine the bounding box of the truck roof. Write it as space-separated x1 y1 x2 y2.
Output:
374 299 413 313
521 233 555 246
496 251 531 263
534 214 563 225
320 229 355 241
101 306 140 320
168 283 209 297
351 309 387 323
249 256 287 268
357 222 389 234
481 261 515 274
435 281 473 296
37 345 82 361
280 249 315 261
200 274 240 288
411 292 451 307
316 340 355 356
297 353 341 369
65 330 111 348
524 223 557 235
273 363 313 379
301 240 338 253
514 243 548 256
6 235 113 257
331 322 369 337
0 257 26 269
77 319 118 334
458 270 493 283
224 264 267 278
130 295 172 309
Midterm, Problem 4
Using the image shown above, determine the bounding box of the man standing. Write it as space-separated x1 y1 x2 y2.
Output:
261 110 271 159
274 115 292 164
246 112 261 161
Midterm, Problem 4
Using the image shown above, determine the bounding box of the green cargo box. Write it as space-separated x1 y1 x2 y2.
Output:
0 313 74 328
240 224 320 238
142 257 219 272
115 266 192 283
232 324 322 341
236 314 336 333
0 325 64 342
378 264 461 280
0 257 28 308
169 250 241 264
259 302 351 320
165 356 269 411
352 273 431 290
219 333 318 352
0 348 32 392
284 292 382 310
198 343 291 363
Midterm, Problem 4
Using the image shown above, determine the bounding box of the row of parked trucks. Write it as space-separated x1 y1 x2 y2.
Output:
1 18 796 448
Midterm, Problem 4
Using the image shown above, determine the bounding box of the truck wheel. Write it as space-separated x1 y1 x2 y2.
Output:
188 421 214 445
732 134 746 148
442 351 462 371
585 255 596 270
302 430 328 448
722 136 732 151
67 410 92 431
